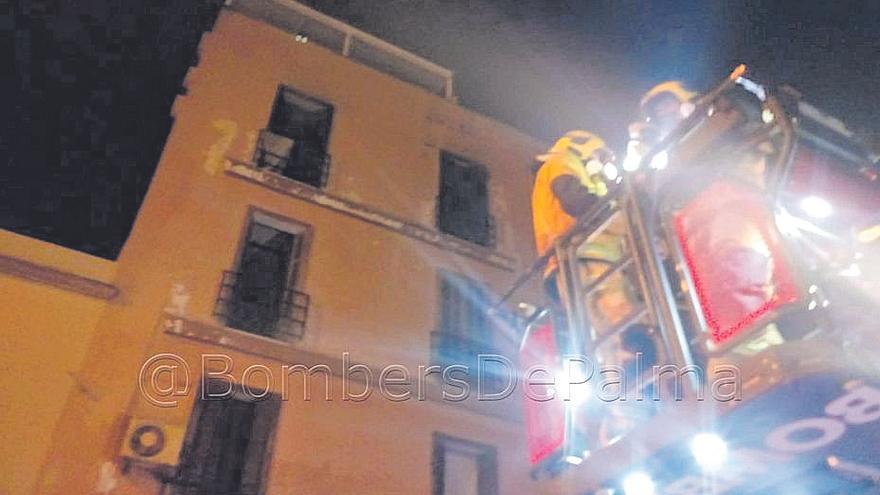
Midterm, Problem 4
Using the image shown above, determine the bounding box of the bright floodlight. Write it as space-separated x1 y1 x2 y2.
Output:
800 196 832 219
649 150 668 170
564 455 584 465
622 471 655 495
679 102 696 118
603 162 619 181
623 140 642 171
560 362 592 405
840 263 861 277
690 432 728 472
858 224 880 243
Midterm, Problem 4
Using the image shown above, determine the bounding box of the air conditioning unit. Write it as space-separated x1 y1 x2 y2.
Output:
120 418 186 467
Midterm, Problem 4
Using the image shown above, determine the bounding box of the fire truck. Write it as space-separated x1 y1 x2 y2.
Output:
511 66 880 494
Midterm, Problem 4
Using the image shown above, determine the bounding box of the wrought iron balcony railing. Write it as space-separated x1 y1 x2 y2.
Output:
213 270 309 341
430 331 513 388
253 130 331 189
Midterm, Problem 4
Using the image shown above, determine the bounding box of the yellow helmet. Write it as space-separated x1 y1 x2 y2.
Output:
639 81 697 136
537 130 607 162
639 81 696 109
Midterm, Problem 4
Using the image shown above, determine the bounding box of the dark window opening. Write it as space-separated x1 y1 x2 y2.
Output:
432 433 498 495
254 86 333 188
172 380 280 495
437 152 494 247
214 212 309 341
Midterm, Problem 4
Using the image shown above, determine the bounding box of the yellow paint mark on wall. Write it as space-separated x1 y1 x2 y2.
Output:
243 130 258 159
203 119 238 175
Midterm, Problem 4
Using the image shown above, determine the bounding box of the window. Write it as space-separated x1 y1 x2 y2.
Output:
432 433 497 495
432 272 514 385
439 272 492 341
214 211 310 341
437 152 494 247
173 380 280 495
254 86 333 188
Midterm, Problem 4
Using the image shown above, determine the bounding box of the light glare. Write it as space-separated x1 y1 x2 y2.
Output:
840 264 861 277
857 224 880 244
800 196 832 219
622 471 655 495
623 140 642 171
603 162 619 181
559 363 592 405
690 433 728 471
650 150 668 170
680 102 695 118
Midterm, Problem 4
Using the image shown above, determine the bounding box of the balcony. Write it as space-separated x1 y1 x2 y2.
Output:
254 130 330 189
430 331 513 389
213 270 309 341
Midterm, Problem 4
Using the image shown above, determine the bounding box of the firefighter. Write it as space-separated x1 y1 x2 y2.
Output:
640 80 696 140
531 131 616 460
532 130 614 305
625 81 697 172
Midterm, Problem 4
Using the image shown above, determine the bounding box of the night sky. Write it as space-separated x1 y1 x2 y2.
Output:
4 0 879 258
303 0 880 148
5 0 222 258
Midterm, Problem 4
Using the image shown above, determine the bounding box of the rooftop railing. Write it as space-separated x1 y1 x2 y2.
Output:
228 0 455 99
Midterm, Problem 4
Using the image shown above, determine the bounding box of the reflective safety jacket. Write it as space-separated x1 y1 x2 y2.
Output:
532 152 606 278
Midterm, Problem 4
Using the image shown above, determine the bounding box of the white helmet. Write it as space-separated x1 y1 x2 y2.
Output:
537 130 607 162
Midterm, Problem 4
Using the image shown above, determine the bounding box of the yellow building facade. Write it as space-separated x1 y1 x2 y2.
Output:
1 2 551 494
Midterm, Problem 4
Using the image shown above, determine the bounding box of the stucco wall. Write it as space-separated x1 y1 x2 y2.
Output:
0 232 114 495
20 8 547 495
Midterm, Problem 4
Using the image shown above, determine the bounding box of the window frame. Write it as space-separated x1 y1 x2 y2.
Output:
174 379 282 495
432 271 519 388
437 270 492 343
268 85 335 150
431 432 498 495
436 150 494 247
234 209 311 290
258 84 335 188
218 208 313 339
